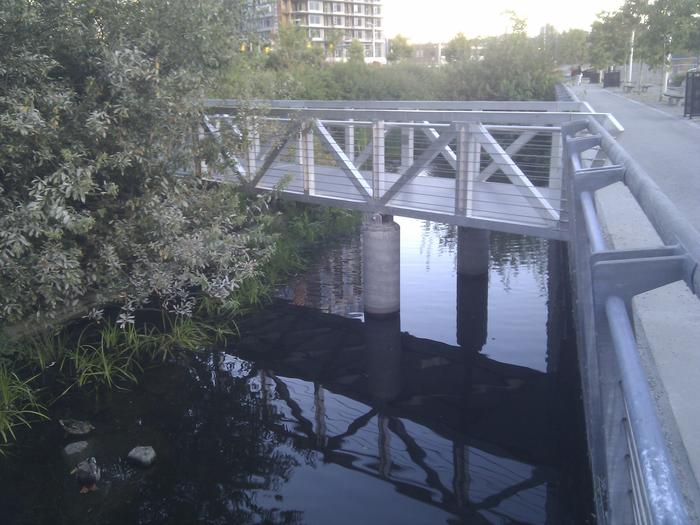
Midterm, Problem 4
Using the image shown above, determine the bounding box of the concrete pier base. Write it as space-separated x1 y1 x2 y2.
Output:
456 228 490 351
363 214 400 317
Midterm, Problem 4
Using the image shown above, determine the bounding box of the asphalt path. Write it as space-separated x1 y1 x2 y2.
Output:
573 84 700 232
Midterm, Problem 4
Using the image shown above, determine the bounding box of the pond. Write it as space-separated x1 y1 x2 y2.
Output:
0 217 593 524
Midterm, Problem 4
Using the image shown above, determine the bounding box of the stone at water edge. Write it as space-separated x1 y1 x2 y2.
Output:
63 441 89 457
127 446 156 467
59 419 95 436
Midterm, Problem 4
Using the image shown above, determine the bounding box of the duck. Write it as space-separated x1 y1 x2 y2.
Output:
59 419 95 436
72 457 101 493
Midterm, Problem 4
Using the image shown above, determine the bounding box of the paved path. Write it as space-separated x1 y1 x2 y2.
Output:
572 84 700 230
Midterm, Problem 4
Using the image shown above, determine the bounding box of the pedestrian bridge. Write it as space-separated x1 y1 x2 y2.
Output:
203 99 622 241
203 95 700 524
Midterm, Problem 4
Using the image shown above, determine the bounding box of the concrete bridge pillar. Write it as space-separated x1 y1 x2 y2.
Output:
363 214 400 317
456 227 490 351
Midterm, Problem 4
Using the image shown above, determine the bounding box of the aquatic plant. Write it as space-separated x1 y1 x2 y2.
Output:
0 365 47 452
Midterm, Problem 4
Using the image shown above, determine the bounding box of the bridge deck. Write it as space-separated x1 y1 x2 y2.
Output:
248 162 567 240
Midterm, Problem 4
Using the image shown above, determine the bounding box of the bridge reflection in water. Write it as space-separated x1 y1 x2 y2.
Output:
225 236 590 523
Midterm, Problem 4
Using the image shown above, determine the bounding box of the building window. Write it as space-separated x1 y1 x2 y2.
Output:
374 30 382 40
332 16 344 26
353 4 363 14
309 14 322 25
374 17 381 28
373 6 381 14
364 44 372 57
332 2 343 12
375 42 384 58
309 28 322 39
354 17 362 27
308 0 322 11
365 30 372 40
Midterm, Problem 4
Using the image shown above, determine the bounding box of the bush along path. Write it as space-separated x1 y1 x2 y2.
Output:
0 201 361 454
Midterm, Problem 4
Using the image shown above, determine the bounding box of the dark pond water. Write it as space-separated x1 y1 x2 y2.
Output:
1 217 593 524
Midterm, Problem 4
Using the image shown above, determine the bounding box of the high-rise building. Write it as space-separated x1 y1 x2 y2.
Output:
247 1 386 64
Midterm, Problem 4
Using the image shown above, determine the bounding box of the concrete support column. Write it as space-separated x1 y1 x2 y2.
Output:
456 227 490 351
363 214 400 317
457 227 490 276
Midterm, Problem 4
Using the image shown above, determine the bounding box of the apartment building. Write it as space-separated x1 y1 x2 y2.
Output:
247 1 386 64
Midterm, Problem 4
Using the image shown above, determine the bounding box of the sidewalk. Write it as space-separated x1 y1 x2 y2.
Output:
573 83 700 229
570 83 700 517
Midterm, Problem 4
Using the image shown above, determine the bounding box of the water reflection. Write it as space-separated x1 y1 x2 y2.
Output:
1 218 592 525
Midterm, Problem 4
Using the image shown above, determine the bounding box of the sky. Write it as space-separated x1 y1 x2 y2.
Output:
382 0 626 42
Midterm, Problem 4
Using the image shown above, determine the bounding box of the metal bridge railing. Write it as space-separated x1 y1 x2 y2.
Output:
200 100 624 240
563 107 697 523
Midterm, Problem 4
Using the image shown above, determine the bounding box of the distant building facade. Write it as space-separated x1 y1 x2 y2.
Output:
247 0 386 64
411 43 445 67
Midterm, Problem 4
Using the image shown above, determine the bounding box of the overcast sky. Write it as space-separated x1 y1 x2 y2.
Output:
382 0 626 42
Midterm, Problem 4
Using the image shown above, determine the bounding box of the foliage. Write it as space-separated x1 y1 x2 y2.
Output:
266 25 325 70
588 0 700 70
347 39 366 64
0 364 47 451
440 32 558 101
0 0 276 329
443 33 473 64
388 34 413 63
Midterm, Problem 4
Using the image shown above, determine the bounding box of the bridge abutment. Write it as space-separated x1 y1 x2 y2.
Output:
362 214 400 317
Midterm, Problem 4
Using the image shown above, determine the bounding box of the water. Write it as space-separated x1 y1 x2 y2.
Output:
0 217 593 524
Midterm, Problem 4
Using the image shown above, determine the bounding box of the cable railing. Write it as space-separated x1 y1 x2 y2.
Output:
561 85 696 524
201 100 620 240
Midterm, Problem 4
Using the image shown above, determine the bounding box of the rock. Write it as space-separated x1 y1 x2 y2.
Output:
59 419 95 436
127 445 156 467
63 441 89 457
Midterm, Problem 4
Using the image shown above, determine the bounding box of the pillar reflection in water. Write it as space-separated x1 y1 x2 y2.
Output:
366 313 402 403
456 228 490 352
365 313 402 479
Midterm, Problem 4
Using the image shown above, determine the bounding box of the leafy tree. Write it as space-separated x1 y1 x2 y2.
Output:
266 24 324 70
0 0 275 327
588 10 635 69
444 33 473 64
347 39 366 64
388 34 413 63
557 29 590 65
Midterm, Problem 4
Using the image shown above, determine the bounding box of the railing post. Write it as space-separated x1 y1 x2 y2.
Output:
301 124 315 196
345 118 355 162
455 123 479 217
401 124 414 170
246 117 259 180
549 130 562 192
372 120 385 199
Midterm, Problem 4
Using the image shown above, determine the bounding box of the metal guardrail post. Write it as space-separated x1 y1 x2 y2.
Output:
563 120 692 524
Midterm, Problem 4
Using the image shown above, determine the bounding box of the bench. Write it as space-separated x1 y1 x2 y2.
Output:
662 91 685 105
622 83 634 93
640 84 652 93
